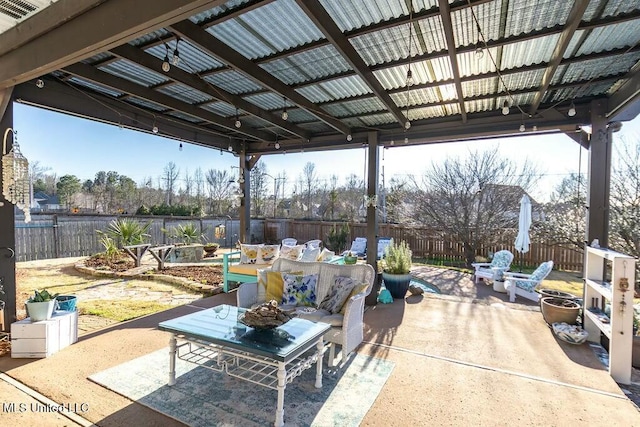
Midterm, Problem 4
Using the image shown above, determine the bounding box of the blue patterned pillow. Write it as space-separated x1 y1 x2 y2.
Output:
318 276 356 314
282 273 318 307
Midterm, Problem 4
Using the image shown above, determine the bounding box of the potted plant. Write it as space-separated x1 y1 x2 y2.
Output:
381 240 413 299
203 242 220 256
25 289 59 322
343 251 358 265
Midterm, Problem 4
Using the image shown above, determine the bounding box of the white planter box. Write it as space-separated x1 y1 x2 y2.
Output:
11 311 78 358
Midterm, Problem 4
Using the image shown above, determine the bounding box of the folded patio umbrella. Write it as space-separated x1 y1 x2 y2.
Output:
514 194 532 271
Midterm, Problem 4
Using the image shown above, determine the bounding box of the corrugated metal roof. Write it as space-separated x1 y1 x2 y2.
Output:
166 110 203 123
358 112 395 126
67 77 123 98
319 0 407 32
428 57 454 81
189 0 253 24
547 81 613 103
323 97 387 117
501 69 546 91
390 86 449 107
129 29 171 47
374 61 439 90
145 40 225 73
156 83 213 104
201 101 236 117
83 52 113 64
503 0 570 37
452 1 501 47
204 70 264 94
260 44 352 85
244 92 288 111
411 104 451 119
317 75 372 100
464 99 494 114
501 34 561 69
126 97 167 112
457 49 498 78
461 77 499 98
296 85 335 104
277 108 318 123
299 122 333 132
575 21 640 57
207 0 324 60
598 0 640 19
98 60 168 87
559 52 640 85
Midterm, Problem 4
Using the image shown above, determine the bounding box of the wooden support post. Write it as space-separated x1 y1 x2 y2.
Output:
586 99 611 247
149 245 174 270
123 243 151 267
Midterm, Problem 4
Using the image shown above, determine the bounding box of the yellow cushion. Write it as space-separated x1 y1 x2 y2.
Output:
266 271 285 302
340 282 370 314
228 263 270 276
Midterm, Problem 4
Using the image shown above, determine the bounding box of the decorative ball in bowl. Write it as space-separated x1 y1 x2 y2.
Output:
239 300 292 330
552 322 589 345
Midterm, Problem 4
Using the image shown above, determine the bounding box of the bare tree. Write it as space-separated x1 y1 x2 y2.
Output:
250 161 268 216
162 161 180 206
205 168 235 216
410 148 539 267
193 167 205 214
301 162 317 218
610 137 640 258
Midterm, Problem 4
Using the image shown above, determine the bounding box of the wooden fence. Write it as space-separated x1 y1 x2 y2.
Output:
14 215 584 271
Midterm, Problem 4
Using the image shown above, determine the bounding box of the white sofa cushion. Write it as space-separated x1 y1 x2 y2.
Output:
282 273 318 306
318 276 356 314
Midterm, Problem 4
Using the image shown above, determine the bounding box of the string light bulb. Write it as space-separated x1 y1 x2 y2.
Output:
475 47 484 59
568 101 576 117
172 37 181 66
234 108 241 128
179 143 183 151
501 100 509 115
404 121 411 130
162 42 171 72
406 69 414 87
519 123 525 132
152 125 158 134
404 137 409 144
281 97 288 120
35 79 44 89
275 141 280 150
228 144 233 151
346 134 352 142
532 125 538 132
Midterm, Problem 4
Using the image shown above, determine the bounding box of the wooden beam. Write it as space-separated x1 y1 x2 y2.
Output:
109 44 310 140
438 0 467 122
14 78 236 150
169 19 351 135
607 69 640 121
62 63 273 141
529 0 589 115
295 0 407 128
586 99 611 246
0 87 13 120
0 0 224 89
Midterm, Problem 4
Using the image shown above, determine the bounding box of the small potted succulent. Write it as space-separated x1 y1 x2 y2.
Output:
203 242 220 256
25 289 59 322
343 251 358 265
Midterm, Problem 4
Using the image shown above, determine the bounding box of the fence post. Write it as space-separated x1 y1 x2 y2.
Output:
52 214 59 259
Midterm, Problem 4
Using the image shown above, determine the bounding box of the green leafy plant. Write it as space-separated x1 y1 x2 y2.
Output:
327 223 349 253
98 218 151 247
27 289 59 303
165 222 206 245
381 240 412 274
204 242 219 251
99 235 121 259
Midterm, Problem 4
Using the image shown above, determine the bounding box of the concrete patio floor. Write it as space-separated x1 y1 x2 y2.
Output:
1 277 639 426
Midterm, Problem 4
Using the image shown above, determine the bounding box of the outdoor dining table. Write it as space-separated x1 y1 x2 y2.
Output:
158 305 330 427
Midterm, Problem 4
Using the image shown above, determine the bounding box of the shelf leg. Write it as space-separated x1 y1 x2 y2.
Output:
274 362 286 427
168 335 177 386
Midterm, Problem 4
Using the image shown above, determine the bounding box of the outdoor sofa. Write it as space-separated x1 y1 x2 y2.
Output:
237 258 376 366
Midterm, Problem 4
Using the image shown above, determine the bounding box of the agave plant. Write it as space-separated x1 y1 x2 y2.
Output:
27 289 59 303
97 218 152 247
165 222 207 245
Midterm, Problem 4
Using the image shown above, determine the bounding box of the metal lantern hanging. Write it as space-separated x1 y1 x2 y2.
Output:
2 128 31 222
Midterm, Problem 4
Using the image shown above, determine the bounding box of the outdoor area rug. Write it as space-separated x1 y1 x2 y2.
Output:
89 347 394 426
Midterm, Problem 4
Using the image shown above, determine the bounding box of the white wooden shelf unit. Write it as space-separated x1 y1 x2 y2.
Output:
583 246 636 384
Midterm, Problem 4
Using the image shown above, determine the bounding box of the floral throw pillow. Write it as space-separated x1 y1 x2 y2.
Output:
282 273 318 307
318 276 356 314
258 244 280 264
240 244 260 264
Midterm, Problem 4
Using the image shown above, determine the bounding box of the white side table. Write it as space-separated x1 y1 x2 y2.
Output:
493 280 507 293
11 310 78 358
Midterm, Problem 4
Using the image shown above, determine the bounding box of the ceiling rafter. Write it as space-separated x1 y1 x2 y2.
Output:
169 19 350 135
529 1 589 115
62 62 273 141
437 0 467 122
109 43 311 140
294 0 407 128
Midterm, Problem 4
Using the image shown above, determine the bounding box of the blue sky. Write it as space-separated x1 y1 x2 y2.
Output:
13 103 640 202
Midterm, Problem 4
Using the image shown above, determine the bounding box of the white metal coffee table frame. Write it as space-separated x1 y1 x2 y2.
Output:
159 305 330 427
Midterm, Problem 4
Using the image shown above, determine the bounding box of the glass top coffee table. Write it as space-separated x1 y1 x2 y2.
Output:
158 304 330 427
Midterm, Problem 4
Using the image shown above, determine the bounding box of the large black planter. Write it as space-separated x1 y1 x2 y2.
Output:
382 272 412 299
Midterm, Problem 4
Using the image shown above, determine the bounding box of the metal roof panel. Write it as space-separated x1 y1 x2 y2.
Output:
204 70 264 94
318 75 373 100
358 112 395 126
261 45 352 85
201 101 236 117
318 0 409 33
503 0 571 37
501 34 561 69
145 41 225 73
457 49 498 78
67 77 123 97
98 60 167 87
576 21 640 56
156 82 213 104
296 84 335 103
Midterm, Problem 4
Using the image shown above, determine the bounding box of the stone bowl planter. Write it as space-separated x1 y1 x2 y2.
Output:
541 297 580 325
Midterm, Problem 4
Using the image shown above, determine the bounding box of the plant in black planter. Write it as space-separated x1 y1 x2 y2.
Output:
381 240 413 299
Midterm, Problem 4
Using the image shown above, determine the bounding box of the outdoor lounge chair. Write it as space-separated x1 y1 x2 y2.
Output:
503 260 554 302
304 239 323 250
377 237 393 259
343 237 366 257
471 250 514 284
282 238 297 246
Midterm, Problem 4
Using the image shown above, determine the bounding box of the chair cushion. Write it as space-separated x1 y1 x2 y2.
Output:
295 308 343 327
282 273 318 307
491 250 513 268
258 244 280 264
240 244 260 264
318 276 356 314
228 263 271 275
